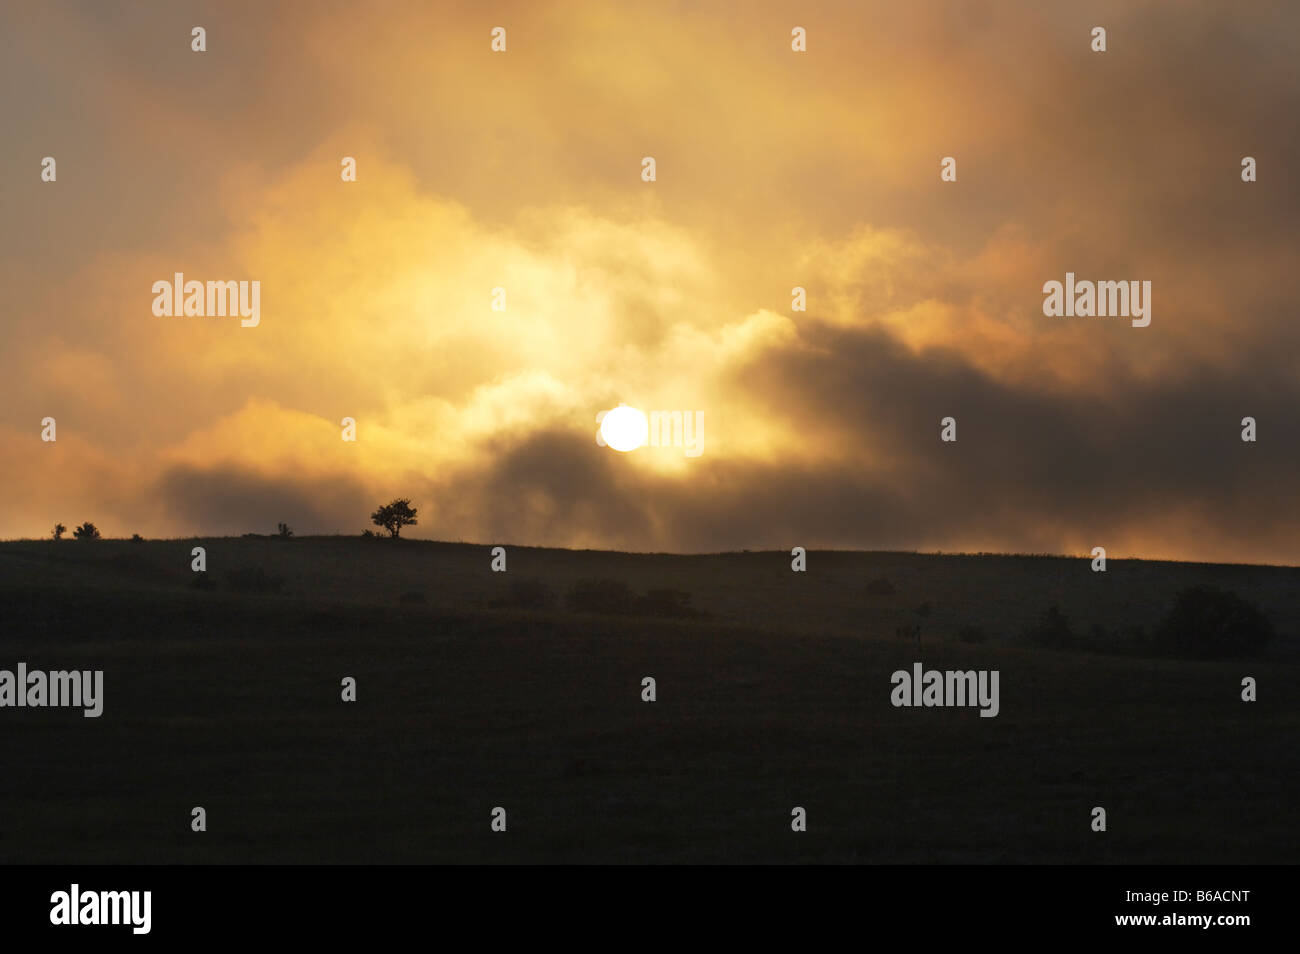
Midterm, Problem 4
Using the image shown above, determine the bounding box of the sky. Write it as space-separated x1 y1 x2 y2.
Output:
2 0 1298 563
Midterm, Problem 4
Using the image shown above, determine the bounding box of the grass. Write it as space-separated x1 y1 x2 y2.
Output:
0 537 1294 863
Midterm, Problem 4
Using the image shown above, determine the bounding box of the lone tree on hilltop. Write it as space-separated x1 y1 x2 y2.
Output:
51 523 66 541
371 498 418 538
73 521 101 540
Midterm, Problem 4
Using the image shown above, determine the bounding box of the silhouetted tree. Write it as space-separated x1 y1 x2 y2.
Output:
73 522 100 540
1153 585 1273 659
277 522 294 538
370 498 418 538
51 523 66 541
1023 605 1075 649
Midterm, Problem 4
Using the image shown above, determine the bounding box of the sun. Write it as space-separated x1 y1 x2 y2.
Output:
600 404 648 452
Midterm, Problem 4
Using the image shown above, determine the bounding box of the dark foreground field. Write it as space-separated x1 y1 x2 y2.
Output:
0 538 1295 863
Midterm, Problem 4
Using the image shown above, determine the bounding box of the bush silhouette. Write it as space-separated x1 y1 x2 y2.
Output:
1085 621 1148 655
895 621 922 653
1023 605 1075 649
51 523 66 541
634 588 697 619
73 522 101 540
277 523 294 538
1153 585 1273 659
492 578 558 611
371 498 418 538
566 579 634 615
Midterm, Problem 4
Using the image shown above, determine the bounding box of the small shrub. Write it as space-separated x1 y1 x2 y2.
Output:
277 522 294 538
73 522 101 541
492 578 557 611
566 579 634 615
51 523 66 541
895 622 921 648
634 588 696 619
1023 605 1075 650
131 533 144 543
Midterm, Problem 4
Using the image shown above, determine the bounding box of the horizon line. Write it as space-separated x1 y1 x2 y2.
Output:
2 534 1296 571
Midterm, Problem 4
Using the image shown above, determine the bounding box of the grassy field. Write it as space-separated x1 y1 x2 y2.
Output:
0 537 1295 863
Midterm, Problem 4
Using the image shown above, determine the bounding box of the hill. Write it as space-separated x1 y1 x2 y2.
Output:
0 537 1295 863
4 536 1298 650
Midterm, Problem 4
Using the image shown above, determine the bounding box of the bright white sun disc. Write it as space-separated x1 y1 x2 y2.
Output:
600 404 648 452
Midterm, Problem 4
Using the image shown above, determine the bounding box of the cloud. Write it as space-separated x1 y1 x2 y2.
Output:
153 465 374 538
1 0 1296 563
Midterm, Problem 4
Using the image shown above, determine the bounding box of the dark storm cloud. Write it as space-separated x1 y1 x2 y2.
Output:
441 320 1299 563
